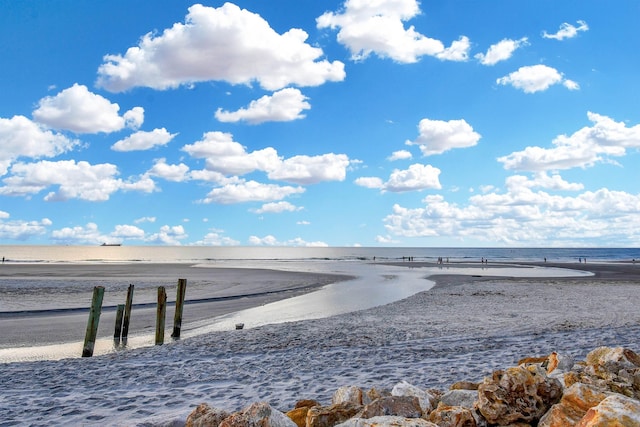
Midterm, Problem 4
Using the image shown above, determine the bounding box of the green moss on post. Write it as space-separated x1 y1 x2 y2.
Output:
82 286 105 357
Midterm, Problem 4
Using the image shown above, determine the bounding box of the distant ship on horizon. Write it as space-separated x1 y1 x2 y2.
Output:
100 243 122 246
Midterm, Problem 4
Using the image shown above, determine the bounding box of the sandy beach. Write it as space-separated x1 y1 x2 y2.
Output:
1 260 640 425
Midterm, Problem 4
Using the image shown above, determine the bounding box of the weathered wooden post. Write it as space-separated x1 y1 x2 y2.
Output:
171 278 187 339
122 284 134 342
114 304 125 343
82 286 105 357
156 286 167 345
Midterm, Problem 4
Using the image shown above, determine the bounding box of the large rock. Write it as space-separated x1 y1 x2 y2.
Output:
336 416 438 427
220 402 296 427
427 404 477 427
186 403 231 427
576 394 640 426
287 401 321 427
439 390 477 410
538 383 611 427
306 402 362 427
357 396 422 419
476 364 562 425
391 381 436 414
334 386 364 405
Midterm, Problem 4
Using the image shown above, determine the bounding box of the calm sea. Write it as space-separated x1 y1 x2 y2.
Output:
0 245 638 264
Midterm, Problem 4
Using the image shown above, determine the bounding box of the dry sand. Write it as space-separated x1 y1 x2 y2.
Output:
1 260 640 426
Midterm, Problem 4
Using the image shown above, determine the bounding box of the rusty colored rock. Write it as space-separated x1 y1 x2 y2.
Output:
538 383 611 427
427 404 476 427
186 403 231 427
307 402 362 427
335 415 438 427
476 364 562 425
357 396 422 419
576 394 640 426
449 381 479 391
295 400 321 409
220 402 296 427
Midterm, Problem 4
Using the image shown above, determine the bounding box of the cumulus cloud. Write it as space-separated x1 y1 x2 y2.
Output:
0 213 51 241
51 222 110 245
406 118 481 156
475 37 528 65
146 225 188 245
317 0 470 63
147 158 190 182
543 20 589 40
33 84 144 133
199 180 305 204
0 115 78 176
111 128 177 151
248 234 328 247
356 163 441 192
191 231 240 246
111 224 145 239
97 3 345 92
0 160 156 201
134 216 156 224
497 64 577 93
498 112 640 171
183 132 351 185
388 150 412 161
215 88 311 124
251 201 303 214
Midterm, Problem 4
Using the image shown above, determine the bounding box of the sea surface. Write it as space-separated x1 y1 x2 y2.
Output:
1 245 639 264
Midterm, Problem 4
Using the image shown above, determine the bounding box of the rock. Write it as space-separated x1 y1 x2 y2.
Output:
586 347 640 373
287 400 322 427
335 416 438 427
357 396 422 419
547 352 575 374
391 381 436 413
450 382 479 391
476 364 562 425
538 383 611 427
334 386 364 405
568 347 640 399
296 400 321 409
220 402 296 427
186 403 231 427
427 404 477 427
576 394 640 426
364 388 391 405
307 402 363 427
439 390 477 410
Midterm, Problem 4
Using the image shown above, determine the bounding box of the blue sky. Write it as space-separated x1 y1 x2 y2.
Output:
1 1 639 247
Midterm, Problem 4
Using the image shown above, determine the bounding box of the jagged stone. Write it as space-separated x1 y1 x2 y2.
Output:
538 383 611 427
364 388 391 405
476 364 562 425
427 403 477 427
357 396 422 419
287 400 322 427
335 416 438 427
439 390 477 410
391 381 436 414
295 400 321 409
334 386 364 405
306 402 362 427
450 382 479 391
220 402 296 427
576 394 640 426
186 403 231 427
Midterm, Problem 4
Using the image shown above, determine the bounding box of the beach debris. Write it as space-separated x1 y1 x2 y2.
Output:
235 323 245 330
185 346 640 427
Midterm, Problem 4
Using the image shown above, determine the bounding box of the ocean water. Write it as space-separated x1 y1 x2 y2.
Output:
0 245 638 264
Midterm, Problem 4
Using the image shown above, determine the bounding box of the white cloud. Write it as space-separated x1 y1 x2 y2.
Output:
268 153 350 184
33 84 144 133
51 222 110 245
0 213 51 241
497 64 576 93
383 179 640 246
215 88 311 124
357 163 441 192
498 112 640 171
475 37 528 65
134 216 156 224
199 180 305 204
317 0 469 63
97 3 345 92
248 234 328 247
388 150 412 161
111 224 145 239
191 231 240 246
0 115 78 176
146 225 188 245
111 128 177 151
147 159 190 182
0 160 156 201
543 20 589 41
406 118 481 156
251 201 303 214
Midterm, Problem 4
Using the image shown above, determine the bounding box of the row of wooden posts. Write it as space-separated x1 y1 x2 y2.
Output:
81 279 187 357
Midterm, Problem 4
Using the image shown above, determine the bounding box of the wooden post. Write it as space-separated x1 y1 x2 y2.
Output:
171 278 187 339
156 286 167 345
122 284 134 341
82 286 105 357
114 304 124 342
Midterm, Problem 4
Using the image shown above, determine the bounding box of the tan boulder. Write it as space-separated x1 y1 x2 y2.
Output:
335 416 438 427
287 400 322 427
306 402 363 427
220 402 296 427
427 403 477 427
576 394 640 426
449 382 479 391
186 403 231 427
476 364 562 425
357 396 422 419
334 386 364 405
538 383 611 427
391 381 437 414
